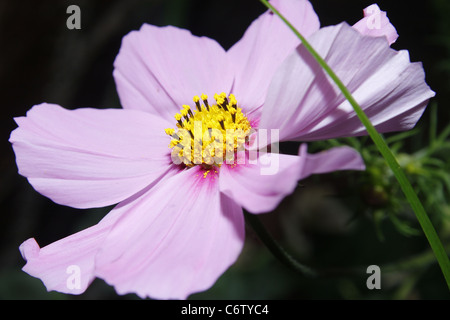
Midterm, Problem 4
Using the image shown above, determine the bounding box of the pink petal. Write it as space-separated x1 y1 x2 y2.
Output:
219 151 304 214
10 103 173 209
352 4 398 45
95 167 244 299
219 144 364 214
19 208 123 295
114 24 234 122
227 0 320 117
260 23 435 142
298 144 365 179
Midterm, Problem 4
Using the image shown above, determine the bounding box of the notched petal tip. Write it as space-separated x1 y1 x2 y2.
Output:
19 238 41 261
353 3 399 45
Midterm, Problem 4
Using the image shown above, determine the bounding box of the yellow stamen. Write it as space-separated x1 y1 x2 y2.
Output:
166 93 251 171
180 108 188 118
165 128 175 136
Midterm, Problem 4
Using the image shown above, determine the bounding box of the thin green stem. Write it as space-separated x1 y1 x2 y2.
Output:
244 212 316 277
259 0 450 290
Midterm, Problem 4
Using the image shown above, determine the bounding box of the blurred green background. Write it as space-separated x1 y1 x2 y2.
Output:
1 0 449 300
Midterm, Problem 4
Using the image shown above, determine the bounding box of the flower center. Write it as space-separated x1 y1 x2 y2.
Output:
165 93 252 169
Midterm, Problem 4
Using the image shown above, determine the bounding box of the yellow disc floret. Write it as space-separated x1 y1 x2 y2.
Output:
165 93 252 168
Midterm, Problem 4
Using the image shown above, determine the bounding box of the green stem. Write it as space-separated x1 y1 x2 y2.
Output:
259 0 450 290
244 212 316 277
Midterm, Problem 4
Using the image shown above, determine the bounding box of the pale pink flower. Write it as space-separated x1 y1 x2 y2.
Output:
10 0 434 299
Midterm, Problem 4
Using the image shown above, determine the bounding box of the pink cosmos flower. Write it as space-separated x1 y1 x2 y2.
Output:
10 0 434 299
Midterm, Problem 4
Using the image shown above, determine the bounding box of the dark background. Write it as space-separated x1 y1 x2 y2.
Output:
1 0 449 299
